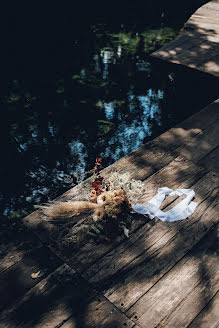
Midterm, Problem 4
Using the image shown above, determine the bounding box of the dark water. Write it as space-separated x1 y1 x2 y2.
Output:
1 22 219 220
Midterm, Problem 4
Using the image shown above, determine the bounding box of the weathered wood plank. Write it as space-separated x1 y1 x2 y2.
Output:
191 13 219 20
152 0 219 68
198 53 219 77
198 145 219 172
0 245 62 312
137 99 219 157
161 282 219 327
0 264 97 328
196 6 219 16
188 292 219 328
0 261 135 328
101 171 219 311
152 38 210 62
0 223 41 273
60 295 135 328
173 40 219 68
127 227 219 328
151 34 200 59
151 34 191 54
205 1 219 11
185 21 219 33
176 119 219 163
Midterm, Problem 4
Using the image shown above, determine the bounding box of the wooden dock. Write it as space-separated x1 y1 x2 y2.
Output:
1 2 219 328
152 0 219 77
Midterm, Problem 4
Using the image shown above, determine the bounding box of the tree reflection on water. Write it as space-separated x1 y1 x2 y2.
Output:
1 24 218 220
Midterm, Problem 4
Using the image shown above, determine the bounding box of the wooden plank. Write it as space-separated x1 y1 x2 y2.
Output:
152 37 207 61
152 0 219 65
192 13 219 20
196 6 219 16
100 171 219 311
196 1 219 12
159 284 219 328
151 34 193 58
188 292 219 328
169 40 219 67
205 1 219 11
198 54 219 77
197 63 219 77
0 262 134 328
0 264 97 328
0 223 41 273
176 119 219 163
155 34 191 52
133 99 219 159
186 21 219 31
60 295 135 328
126 228 219 328
0 245 62 312
198 145 219 172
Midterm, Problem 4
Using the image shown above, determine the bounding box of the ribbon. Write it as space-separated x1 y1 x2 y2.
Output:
132 187 197 222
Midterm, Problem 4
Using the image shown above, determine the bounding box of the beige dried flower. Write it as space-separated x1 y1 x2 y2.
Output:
90 189 97 203
93 207 105 221
97 191 113 205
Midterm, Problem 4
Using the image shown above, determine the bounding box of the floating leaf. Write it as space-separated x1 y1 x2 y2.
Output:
97 120 114 125
31 270 41 279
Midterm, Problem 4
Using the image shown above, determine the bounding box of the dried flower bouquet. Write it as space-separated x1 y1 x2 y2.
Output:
41 158 146 247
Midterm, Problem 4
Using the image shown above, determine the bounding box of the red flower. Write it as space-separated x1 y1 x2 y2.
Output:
94 168 99 173
95 176 103 183
96 157 102 163
91 181 102 190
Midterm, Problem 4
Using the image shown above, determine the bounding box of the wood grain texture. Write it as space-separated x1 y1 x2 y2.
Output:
151 0 219 74
0 264 97 328
102 171 219 312
198 145 219 172
0 246 62 312
188 292 219 328
171 40 219 67
176 119 219 162
127 227 219 328
60 295 135 328
198 54 219 77
21 101 219 278
0 223 41 274
0 262 135 328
